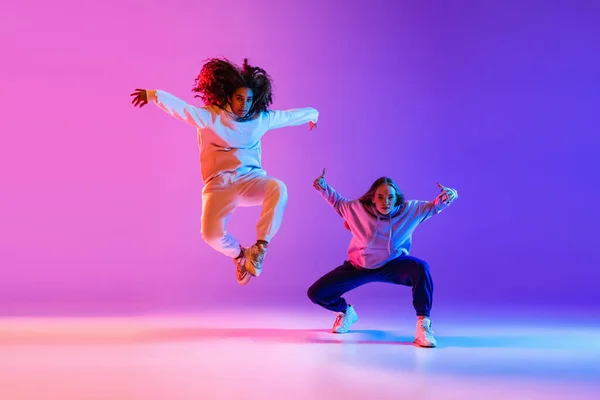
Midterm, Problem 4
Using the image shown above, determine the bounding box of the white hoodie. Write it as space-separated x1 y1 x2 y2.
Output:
147 89 319 183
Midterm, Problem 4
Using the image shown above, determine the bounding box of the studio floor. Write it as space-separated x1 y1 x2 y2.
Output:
1 308 598 399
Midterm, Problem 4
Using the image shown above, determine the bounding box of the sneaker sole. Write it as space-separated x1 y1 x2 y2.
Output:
332 316 358 334
414 339 436 348
237 275 251 286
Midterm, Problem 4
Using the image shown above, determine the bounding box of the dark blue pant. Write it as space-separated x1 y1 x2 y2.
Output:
307 256 433 317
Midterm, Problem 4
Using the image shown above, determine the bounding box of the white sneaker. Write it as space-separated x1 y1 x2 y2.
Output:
233 252 250 286
244 243 267 277
414 317 437 347
332 305 358 333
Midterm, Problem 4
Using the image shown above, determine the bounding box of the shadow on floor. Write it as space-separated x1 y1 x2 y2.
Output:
1 326 586 350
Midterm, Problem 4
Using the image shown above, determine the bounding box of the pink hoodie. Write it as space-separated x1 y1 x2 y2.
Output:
318 182 451 269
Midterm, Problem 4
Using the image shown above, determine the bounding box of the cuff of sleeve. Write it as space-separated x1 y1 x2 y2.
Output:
146 89 158 103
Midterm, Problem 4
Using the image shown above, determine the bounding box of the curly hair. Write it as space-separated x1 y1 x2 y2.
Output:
192 57 273 121
358 177 406 208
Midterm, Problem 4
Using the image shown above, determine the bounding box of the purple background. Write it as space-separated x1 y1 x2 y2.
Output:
1 0 599 316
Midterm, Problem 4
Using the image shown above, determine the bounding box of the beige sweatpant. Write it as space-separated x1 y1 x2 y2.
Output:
200 168 288 258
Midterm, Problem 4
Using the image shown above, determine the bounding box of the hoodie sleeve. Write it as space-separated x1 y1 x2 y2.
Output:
147 89 211 129
317 181 352 218
410 195 451 223
267 108 319 130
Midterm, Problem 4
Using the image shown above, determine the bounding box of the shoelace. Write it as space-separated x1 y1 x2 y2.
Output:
420 320 434 335
247 245 266 267
255 245 266 260
255 250 264 263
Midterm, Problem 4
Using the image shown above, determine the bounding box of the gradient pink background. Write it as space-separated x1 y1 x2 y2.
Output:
1 0 599 315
